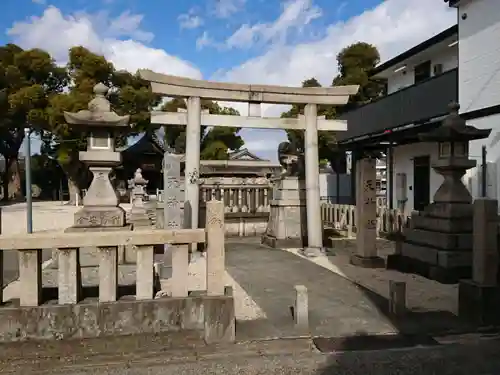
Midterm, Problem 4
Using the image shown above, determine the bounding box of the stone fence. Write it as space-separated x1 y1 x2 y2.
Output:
157 184 272 237
321 202 409 238
0 200 234 344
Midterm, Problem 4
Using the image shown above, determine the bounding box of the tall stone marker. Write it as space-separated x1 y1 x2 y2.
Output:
351 157 384 268
159 152 184 279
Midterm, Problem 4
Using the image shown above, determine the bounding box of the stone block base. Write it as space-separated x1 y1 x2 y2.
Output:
350 254 385 268
74 206 126 228
386 254 471 284
0 295 235 344
261 234 305 249
458 280 500 326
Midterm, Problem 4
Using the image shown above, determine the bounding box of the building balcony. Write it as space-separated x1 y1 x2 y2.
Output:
338 68 458 144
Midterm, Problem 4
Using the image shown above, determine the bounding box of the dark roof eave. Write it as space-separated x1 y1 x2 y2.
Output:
370 24 458 77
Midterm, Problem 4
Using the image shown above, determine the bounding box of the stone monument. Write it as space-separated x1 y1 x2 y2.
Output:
64 83 131 228
128 168 150 227
262 141 310 253
156 152 185 279
388 103 491 283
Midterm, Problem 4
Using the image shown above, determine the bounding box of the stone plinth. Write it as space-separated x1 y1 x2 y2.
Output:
458 199 500 325
261 177 307 248
388 202 474 283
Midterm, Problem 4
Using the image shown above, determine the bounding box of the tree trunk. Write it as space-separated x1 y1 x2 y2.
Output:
3 157 23 201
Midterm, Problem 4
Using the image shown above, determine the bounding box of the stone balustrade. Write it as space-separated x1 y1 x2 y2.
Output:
0 200 234 343
321 202 409 238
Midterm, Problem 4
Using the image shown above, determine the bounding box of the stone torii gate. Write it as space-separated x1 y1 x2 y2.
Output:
139 70 358 253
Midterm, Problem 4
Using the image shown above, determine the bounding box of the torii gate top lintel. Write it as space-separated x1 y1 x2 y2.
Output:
139 69 359 106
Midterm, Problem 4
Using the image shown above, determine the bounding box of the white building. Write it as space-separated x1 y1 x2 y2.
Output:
337 0 500 213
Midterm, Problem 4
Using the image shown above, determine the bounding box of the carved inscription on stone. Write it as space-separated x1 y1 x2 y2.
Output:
162 153 183 229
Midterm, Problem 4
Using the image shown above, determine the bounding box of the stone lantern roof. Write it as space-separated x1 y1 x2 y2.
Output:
63 83 130 128
419 102 491 142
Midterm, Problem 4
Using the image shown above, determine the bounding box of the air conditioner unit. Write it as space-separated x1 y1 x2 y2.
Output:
433 64 443 75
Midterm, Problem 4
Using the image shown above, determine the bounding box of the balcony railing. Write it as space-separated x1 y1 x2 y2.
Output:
338 68 458 142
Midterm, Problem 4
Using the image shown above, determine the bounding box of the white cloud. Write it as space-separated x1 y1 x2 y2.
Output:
211 0 246 19
7 6 201 78
218 0 456 87
222 0 321 49
32 0 46 4
178 10 203 29
196 31 215 50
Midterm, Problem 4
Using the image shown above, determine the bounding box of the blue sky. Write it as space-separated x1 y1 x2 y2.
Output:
1 0 455 161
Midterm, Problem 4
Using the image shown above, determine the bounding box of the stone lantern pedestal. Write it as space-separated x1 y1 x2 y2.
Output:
388 103 491 283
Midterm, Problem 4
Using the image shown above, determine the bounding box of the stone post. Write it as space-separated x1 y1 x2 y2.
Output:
206 199 225 296
351 157 384 268
303 103 323 256
185 97 201 237
458 198 500 325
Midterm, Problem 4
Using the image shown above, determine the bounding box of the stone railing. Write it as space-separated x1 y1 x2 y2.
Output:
0 200 234 343
199 185 272 237
321 202 408 238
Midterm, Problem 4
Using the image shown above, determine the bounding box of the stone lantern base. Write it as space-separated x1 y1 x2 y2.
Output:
74 206 127 228
387 202 473 284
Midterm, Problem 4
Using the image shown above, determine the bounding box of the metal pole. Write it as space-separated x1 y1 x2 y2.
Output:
24 127 32 233
481 145 487 197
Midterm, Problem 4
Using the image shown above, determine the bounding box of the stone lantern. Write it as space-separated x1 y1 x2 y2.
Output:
419 102 491 204
389 102 493 283
64 83 131 228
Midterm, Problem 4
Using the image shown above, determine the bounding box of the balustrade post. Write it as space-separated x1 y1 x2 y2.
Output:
99 246 118 302
136 245 154 300
58 248 81 304
19 249 42 306
206 199 225 296
171 245 189 297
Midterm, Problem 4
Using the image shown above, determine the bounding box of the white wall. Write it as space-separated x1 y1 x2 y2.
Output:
390 143 442 213
386 44 458 94
458 0 500 202
458 0 500 113
319 173 351 203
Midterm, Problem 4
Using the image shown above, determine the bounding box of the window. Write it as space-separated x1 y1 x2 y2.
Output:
414 60 431 83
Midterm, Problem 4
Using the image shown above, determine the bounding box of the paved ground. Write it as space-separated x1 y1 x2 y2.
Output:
226 238 470 340
2 333 500 374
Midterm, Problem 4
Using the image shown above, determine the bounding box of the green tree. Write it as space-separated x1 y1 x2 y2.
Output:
0 44 67 200
161 98 244 160
332 42 385 115
43 46 161 203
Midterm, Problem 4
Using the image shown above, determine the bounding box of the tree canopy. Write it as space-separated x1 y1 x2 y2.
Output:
161 98 244 160
0 44 67 200
42 46 161 202
280 42 386 171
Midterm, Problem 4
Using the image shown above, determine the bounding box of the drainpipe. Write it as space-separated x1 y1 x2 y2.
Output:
388 141 394 209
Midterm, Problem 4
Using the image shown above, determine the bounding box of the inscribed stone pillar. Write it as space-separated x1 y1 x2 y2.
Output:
160 153 184 279
351 157 384 268
185 96 201 234
303 103 323 256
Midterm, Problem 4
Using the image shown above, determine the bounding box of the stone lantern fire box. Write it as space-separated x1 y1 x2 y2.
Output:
64 83 131 228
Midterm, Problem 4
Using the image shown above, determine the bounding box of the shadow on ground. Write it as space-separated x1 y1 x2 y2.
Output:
225 236 490 350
